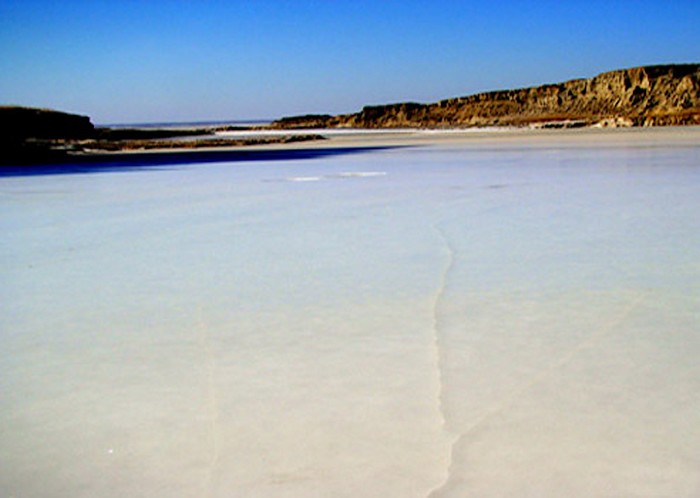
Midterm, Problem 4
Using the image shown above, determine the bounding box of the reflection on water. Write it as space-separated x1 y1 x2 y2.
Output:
2 130 700 497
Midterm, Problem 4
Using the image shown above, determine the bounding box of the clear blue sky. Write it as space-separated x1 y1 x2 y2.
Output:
1 0 698 124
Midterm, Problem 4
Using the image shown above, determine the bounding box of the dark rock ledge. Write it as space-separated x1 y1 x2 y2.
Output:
0 106 323 165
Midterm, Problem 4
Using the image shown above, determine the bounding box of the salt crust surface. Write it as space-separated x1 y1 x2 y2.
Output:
1 128 699 497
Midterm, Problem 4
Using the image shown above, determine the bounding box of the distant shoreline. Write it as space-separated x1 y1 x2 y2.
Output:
2 126 699 176
96 119 272 129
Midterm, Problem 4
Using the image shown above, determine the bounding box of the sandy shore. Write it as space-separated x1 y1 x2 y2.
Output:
195 125 700 163
228 125 700 149
86 125 700 158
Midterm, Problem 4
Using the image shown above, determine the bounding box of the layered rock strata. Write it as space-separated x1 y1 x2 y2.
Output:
272 64 700 128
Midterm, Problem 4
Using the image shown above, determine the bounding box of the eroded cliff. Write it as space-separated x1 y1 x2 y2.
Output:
273 64 700 128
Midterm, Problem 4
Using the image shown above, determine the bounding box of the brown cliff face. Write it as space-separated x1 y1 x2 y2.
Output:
272 64 700 128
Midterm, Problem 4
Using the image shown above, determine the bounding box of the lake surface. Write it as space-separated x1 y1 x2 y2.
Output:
2 129 699 497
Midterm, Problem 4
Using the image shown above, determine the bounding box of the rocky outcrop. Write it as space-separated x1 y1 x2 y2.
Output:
272 64 700 128
273 114 335 129
0 107 96 164
0 106 95 139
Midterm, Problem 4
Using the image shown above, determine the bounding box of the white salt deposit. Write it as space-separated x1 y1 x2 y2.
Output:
1 129 699 497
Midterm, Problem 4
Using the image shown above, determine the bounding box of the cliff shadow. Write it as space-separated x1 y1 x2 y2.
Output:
0 145 404 177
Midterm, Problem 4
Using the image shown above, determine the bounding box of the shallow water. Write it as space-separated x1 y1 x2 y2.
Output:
2 130 700 496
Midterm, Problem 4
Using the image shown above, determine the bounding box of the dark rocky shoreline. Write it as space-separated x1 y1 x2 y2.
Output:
0 107 323 165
